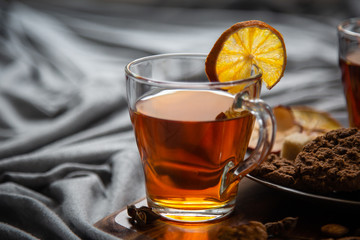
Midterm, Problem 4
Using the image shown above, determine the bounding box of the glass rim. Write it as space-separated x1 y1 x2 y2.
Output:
338 17 360 37
125 53 262 89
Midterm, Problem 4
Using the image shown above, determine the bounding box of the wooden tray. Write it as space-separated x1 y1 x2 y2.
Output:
94 178 359 239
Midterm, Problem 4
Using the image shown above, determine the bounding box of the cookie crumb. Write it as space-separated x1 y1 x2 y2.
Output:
321 224 349 238
217 221 267 240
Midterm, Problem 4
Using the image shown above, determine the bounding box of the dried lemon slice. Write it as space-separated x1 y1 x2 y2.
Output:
205 20 286 89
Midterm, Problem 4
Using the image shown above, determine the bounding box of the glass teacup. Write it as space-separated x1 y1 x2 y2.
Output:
125 53 275 222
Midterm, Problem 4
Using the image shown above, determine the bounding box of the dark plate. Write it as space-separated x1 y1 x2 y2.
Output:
246 174 360 206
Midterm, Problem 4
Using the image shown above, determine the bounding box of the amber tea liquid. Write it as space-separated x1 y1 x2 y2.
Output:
340 50 360 128
130 89 254 220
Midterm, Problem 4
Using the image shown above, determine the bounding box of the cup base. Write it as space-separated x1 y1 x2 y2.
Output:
147 197 235 223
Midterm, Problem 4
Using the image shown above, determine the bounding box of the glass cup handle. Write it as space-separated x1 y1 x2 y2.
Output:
232 92 276 179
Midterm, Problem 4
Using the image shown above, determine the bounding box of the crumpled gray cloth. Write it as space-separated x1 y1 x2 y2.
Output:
0 1 349 239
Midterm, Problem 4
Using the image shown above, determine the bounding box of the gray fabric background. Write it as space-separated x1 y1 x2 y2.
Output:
0 0 355 239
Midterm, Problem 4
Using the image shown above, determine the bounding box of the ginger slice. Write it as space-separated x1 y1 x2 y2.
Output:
249 105 342 156
291 106 342 133
249 105 302 153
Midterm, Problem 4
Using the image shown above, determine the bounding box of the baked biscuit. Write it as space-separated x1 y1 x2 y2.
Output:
251 154 297 188
295 128 360 193
252 128 360 194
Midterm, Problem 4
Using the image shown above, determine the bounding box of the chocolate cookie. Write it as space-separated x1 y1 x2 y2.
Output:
252 128 360 194
251 154 297 188
295 128 360 193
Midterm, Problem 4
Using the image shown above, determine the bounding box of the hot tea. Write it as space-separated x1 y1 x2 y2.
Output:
131 90 254 218
339 49 360 128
